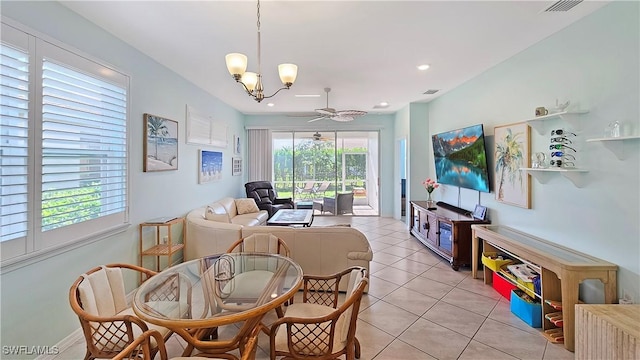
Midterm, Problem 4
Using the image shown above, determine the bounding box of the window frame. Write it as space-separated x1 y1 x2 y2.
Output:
1 19 131 272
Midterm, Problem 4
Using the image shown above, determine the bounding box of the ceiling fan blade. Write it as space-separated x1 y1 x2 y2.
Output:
315 108 336 116
307 116 327 123
331 115 355 122
336 110 367 117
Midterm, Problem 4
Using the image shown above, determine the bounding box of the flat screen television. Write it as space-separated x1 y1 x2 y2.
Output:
431 124 491 193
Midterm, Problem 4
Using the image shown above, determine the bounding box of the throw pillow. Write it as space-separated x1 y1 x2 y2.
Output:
235 198 260 215
204 206 230 223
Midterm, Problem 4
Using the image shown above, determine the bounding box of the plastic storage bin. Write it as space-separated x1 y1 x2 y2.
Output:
493 271 518 300
481 252 513 272
510 289 542 328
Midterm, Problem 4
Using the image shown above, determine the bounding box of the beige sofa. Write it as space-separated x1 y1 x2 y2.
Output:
185 198 373 291
185 197 269 260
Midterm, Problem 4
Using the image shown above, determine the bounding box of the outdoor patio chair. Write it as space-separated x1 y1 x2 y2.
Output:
312 181 332 199
295 181 316 199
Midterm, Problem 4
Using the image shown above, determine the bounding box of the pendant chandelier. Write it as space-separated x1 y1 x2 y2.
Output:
225 0 298 103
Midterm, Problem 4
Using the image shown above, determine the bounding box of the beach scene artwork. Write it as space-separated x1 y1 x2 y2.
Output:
144 114 178 172
199 150 223 183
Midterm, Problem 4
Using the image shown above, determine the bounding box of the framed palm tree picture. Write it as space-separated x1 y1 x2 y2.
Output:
144 114 178 172
494 122 531 208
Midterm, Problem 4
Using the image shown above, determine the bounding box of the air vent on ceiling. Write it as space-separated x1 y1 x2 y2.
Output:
544 0 583 12
423 89 439 95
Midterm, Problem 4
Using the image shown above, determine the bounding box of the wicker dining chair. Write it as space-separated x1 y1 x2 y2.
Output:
69 263 186 360
268 266 368 360
112 327 260 360
225 234 292 332
226 233 291 257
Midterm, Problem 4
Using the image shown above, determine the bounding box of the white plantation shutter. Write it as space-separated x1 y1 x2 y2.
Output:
41 60 127 233
1 43 30 244
1 21 130 262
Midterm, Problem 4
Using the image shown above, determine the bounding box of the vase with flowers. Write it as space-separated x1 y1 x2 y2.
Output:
422 178 439 208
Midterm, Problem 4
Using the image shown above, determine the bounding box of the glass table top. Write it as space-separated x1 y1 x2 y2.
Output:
132 253 303 326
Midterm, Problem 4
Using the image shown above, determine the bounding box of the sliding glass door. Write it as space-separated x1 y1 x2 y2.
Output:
271 130 378 216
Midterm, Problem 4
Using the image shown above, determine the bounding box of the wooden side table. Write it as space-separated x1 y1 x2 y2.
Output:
139 217 185 283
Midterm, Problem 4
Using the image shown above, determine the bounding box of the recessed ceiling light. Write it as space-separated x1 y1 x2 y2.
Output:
267 103 275 107
373 102 390 109
294 94 321 98
417 64 430 71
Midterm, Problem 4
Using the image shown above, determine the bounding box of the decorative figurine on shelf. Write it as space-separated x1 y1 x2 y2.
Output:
422 178 439 209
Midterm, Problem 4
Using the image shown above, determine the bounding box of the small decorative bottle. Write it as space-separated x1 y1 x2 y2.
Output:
611 121 621 138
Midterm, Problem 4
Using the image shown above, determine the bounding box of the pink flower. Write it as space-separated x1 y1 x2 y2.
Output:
422 178 439 193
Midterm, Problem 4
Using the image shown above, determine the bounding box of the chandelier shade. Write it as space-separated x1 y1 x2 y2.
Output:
225 0 298 103
225 53 248 80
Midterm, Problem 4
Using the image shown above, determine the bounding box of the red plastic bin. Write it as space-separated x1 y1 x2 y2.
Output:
493 271 518 300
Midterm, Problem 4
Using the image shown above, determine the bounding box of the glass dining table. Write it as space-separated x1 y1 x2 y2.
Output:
132 253 303 358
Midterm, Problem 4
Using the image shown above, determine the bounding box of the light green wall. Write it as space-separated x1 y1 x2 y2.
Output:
1 2 246 356
425 1 639 302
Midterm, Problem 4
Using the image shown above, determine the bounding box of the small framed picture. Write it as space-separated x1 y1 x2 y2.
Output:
233 135 241 155
473 204 487 221
199 150 222 183
144 114 178 172
232 157 242 176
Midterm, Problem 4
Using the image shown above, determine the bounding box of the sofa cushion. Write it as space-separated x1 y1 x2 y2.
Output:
219 197 239 218
235 198 260 215
205 205 230 223
232 212 269 226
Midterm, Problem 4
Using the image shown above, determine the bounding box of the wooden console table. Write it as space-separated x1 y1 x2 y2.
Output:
471 225 618 352
410 201 488 270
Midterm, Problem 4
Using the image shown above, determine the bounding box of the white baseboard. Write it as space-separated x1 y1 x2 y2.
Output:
36 328 84 360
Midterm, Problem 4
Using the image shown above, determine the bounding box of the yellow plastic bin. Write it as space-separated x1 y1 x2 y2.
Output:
481 252 513 272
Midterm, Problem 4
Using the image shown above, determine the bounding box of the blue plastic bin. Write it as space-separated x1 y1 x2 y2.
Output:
510 289 542 328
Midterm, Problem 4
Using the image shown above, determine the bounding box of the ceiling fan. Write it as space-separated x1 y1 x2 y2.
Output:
307 88 367 123
305 131 332 143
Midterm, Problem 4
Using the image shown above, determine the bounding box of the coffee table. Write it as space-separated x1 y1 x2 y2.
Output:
267 209 314 227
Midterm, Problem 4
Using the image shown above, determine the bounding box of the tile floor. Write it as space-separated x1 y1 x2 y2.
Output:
56 216 574 360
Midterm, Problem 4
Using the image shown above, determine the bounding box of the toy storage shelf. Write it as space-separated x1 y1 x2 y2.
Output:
471 225 618 352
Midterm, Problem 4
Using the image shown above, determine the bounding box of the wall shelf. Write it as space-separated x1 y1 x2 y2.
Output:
525 110 589 135
521 168 589 188
586 135 640 160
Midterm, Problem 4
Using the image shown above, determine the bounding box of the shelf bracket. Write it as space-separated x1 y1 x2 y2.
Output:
525 169 552 184
522 168 588 188
561 171 587 188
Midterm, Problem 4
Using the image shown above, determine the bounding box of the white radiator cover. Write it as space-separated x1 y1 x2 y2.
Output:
575 304 640 360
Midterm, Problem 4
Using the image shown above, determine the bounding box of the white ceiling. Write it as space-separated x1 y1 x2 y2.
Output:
60 0 609 117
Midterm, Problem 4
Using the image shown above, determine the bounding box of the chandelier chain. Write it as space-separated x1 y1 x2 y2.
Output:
256 0 261 75
256 0 260 31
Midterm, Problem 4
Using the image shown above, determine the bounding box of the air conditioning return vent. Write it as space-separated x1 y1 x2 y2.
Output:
544 0 583 12
423 89 439 95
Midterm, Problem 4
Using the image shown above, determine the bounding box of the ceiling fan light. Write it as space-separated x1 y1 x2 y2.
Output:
241 72 258 92
225 53 248 78
278 63 298 86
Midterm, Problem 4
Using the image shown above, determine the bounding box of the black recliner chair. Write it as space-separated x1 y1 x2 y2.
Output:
244 181 294 217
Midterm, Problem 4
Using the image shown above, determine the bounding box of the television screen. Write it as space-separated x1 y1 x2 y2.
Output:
431 124 491 193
